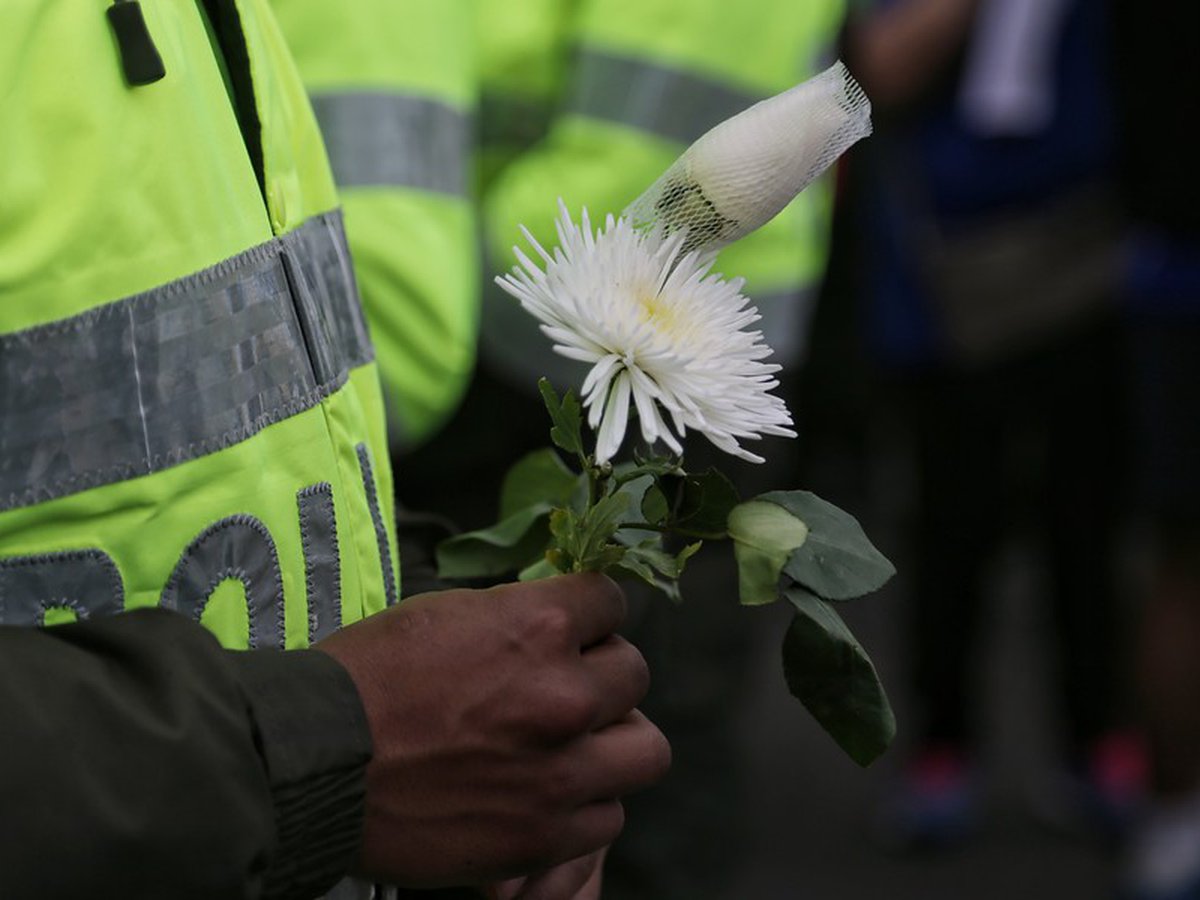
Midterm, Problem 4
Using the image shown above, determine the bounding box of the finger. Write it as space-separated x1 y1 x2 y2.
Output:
579 636 650 728
576 853 604 900
571 847 607 900
513 572 626 648
485 880 525 900
552 799 625 866
512 850 605 900
573 711 672 801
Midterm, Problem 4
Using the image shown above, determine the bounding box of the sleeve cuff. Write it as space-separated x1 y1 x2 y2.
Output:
226 647 373 900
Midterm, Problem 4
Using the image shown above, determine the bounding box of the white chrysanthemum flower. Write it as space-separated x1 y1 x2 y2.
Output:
496 200 797 465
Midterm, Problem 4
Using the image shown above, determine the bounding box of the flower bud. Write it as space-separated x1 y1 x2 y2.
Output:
623 61 872 256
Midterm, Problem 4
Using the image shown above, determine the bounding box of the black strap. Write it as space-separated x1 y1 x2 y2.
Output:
107 1 166 86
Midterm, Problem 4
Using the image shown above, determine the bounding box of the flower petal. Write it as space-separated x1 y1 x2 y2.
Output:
500 204 796 465
595 371 632 464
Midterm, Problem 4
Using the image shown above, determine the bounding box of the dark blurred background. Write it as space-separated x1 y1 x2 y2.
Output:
390 0 1200 897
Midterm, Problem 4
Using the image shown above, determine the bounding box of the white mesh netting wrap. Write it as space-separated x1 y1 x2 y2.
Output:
622 61 872 256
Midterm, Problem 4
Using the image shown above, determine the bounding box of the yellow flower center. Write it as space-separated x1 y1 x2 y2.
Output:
637 291 685 340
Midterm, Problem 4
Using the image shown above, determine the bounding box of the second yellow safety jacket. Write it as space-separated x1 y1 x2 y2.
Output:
478 0 847 389
271 0 479 449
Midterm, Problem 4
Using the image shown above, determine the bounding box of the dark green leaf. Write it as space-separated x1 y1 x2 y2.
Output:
609 537 699 603
608 471 656 525
640 484 669 525
586 543 628 572
576 492 631 570
614 551 658 585
499 448 580 520
616 456 686 485
538 378 585 458
619 542 676 578
546 493 630 573
782 587 896 767
614 559 683 603
672 468 740 538
436 504 552 579
623 539 701 581
759 491 896 601
727 500 809 606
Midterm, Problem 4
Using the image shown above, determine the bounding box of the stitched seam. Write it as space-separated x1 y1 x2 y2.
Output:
0 211 344 348
297 482 341 644
0 370 363 513
161 514 285 650
0 549 125 625
297 489 318 643
0 211 375 513
36 596 90 625
355 444 396 608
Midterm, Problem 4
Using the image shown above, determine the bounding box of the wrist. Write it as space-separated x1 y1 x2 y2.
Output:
227 647 373 899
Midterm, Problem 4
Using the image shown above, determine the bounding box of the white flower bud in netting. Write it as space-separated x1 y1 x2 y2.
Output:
623 61 872 256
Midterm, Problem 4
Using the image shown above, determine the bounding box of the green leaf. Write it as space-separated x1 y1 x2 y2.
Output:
675 540 702 572
499 448 580 520
436 504 552 579
759 491 896 601
614 558 683 603
616 455 686 485
672 468 740 538
576 492 631 570
518 557 561 581
547 507 579 567
727 500 809 606
639 484 669 525
546 493 631 573
586 543 628 572
538 378 585 459
614 551 659 585
623 539 702 581
609 537 699 603
782 586 896 767
608 469 657 525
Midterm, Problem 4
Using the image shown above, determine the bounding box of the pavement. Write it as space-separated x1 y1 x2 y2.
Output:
723 583 1118 900
716 490 1123 900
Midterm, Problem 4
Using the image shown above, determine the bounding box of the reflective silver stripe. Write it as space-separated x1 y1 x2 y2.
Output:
355 443 398 608
298 482 342 643
0 211 373 513
160 515 285 650
479 90 552 148
0 550 124 627
567 49 762 146
311 92 470 195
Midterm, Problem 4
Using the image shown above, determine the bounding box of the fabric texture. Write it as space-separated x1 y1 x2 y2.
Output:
0 609 371 899
1 0 399 645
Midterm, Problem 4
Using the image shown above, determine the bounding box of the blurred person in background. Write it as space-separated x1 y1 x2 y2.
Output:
271 1 478 454
846 0 1140 849
268 1 481 598
395 1 849 897
401 0 846 520
1112 3 1200 898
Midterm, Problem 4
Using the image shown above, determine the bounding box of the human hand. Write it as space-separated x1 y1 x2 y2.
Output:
485 846 607 900
316 574 669 888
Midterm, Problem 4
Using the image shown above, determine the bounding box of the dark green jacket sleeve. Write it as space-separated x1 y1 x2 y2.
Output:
0 608 372 900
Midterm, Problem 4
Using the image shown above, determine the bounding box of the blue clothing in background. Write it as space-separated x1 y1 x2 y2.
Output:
864 0 1113 367
1126 231 1200 320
